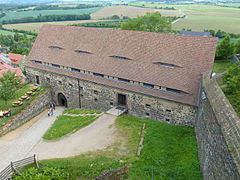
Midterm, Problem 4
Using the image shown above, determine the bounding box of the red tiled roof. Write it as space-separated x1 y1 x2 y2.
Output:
0 59 12 70
8 53 23 65
0 68 24 78
26 25 217 106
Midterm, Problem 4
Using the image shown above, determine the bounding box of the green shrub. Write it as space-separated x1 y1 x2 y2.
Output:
13 167 70 180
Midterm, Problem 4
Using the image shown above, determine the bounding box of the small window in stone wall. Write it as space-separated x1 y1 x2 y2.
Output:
166 118 170 122
145 104 151 108
94 98 98 102
36 75 40 85
110 102 113 106
146 112 150 116
94 90 98 95
166 109 172 113
58 81 62 85
46 77 50 83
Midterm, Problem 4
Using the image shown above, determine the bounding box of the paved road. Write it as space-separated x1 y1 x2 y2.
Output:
0 107 117 171
0 107 64 171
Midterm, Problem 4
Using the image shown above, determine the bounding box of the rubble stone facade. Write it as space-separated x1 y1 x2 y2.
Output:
26 67 196 126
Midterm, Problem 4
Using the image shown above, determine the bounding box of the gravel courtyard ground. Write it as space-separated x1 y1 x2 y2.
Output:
28 113 116 160
0 107 116 171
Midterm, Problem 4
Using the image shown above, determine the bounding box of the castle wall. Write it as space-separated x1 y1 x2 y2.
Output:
196 73 240 180
26 67 196 126
0 89 51 136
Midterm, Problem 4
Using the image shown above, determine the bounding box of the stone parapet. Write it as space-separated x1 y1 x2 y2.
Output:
0 89 51 136
196 72 240 180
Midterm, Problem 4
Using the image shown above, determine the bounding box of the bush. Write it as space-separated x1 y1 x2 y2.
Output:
13 167 70 180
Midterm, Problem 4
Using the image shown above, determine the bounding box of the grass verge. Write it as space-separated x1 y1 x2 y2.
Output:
0 84 48 128
34 115 201 179
213 59 232 73
64 108 101 115
43 115 98 140
225 94 240 117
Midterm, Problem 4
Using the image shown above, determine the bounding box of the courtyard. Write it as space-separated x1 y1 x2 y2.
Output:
0 106 201 179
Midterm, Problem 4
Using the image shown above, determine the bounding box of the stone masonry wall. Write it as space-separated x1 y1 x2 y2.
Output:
196 73 240 180
0 89 51 136
26 67 196 126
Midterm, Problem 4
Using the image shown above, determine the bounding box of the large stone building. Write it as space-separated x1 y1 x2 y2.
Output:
25 25 217 126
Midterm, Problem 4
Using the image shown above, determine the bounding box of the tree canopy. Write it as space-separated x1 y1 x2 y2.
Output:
235 39 240 55
223 63 240 113
216 35 234 59
0 71 22 104
121 12 172 33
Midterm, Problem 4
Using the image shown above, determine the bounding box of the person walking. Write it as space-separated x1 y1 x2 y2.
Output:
49 102 53 108
48 109 50 117
50 107 54 116
52 102 55 110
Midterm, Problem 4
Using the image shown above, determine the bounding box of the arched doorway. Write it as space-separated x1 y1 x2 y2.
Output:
58 93 68 107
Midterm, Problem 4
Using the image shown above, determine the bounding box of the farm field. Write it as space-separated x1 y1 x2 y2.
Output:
123 3 240 14
91 5 183 19
0 7 102 22
0 29 17 35
173 14 240 34
3 19 108 33
114 3 240 33
0 29 34 37
2 3 240 34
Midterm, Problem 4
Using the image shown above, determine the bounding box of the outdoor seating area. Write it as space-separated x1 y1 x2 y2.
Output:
0 110 11 118
11 86 40 107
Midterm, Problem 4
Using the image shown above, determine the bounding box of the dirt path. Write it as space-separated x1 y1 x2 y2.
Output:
28 113 117 160
0 107 64 171
0 107 117 172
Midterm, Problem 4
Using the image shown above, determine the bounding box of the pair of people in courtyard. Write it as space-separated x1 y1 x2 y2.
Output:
48 102 55 117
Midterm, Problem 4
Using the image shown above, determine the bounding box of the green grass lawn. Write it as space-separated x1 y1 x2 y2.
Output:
0 84 48 128
43 115 98 140
0 29 17 35
34 115 201 179
0 29 34 37
64 108 101 115
0 7 102 22
173 14 240 34
213 59 232 73
123 3 240 14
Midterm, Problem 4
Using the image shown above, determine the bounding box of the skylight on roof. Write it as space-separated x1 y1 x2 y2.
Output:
110 55 131 60
75 50 92 54
48 46 64 50
153 62 181 68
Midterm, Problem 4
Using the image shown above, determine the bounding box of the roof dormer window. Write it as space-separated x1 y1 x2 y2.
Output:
48 46 64 50
110 55 131 60
74 50 92 54
153 62 181 68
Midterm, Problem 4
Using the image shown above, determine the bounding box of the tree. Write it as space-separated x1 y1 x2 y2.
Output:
121 12 172 33
224 63 240 94
111 15 120 19
216 35 234 59
235 39 240 55
0 71 22 104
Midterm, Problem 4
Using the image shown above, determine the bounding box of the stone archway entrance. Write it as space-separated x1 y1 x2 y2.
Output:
58 93 68 107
